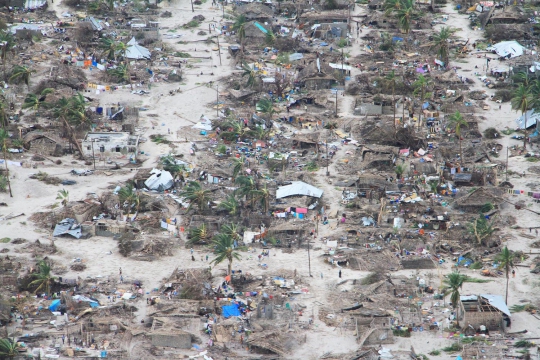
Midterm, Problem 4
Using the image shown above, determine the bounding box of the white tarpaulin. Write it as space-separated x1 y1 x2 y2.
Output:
515 109 540 129
487 41 525 58
329 63 353 71
276 181 323 199
125 38 151 59
144 168 174 191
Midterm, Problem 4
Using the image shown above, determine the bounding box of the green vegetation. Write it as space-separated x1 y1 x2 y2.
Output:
150 134 171 145
441 343 463 353
428 350 441 356
174 52 191 58
510 304 537 313
515 340 535 348
183 20 200 28
392 328 411 337
0 237 10 243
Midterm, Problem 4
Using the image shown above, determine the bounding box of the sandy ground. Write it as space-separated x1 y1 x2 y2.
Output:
2 0 540 358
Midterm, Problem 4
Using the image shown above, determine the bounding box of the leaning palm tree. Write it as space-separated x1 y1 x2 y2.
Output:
0 128 12 197
211 233 243 275
511 84 533 149
29 260 55 295
9 65 35 89
52 96 84 155
56 189 69 207
218 194 240 216
179 181 212 213
412 74 432 130
441 271 468 327
241 61 257 88
432 27 453 66
232 15 247 54
448 111 468 164
395 5 414 36
251 183 271 213
0 338 21 359
22 88 54 114
496 246 516 305
232 155 247 179
385 70 398 130
235 176 257 207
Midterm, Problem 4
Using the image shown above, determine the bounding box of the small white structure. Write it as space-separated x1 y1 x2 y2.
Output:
145 169 174 191
487 41 525 59
276 181 323 199
82 132 140 157
126 37 151 59
515 109 540 129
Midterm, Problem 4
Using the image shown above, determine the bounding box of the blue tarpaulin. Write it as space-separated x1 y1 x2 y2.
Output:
392 36 404 43
422 102 430 109
222 304 241 318
49 299 61 312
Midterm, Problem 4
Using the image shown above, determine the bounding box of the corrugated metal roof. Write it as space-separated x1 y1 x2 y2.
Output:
53 218 82 238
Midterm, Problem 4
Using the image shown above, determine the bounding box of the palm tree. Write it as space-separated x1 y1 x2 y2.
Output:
220 120 254 141
252 183 271 213
56 189 69 207
232 155 247 179
108 64 130 83
0 128 12 197
0 30 16 79
432 27 453 66
218 194 240 216
115 41 133 90
29 260 55 295
9 65 35 89
412 74 431 130
188 223 211 246
161 155 185 179
118 183 140 214
448 111 468 164
22 88 54 113
386 70 398 130
220 223 243 243
496 246 516 305
0 101 8 129
511 84 533 149
179 181 212 213
442 271 468 327
233 15 247 55
394 164 406 179
100 38 117 60
396 6 414 35
257 98 276 121
52 96 84 155
0 338 21 359
211 233 243 275
241 61 257 88
265 31 276 45
235 175 257 207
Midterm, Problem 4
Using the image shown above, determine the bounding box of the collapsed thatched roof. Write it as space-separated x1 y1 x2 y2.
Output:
454 187 503 207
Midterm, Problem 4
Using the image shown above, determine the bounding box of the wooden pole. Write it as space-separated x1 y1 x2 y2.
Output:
216 35 222 66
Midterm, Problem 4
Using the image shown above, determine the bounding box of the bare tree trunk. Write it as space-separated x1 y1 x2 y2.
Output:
2 149 12 197
62 116 84 156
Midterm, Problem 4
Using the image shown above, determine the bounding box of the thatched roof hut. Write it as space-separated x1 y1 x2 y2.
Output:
453 187 503 212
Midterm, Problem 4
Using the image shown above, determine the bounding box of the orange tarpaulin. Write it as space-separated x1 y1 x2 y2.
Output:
225 275 231 282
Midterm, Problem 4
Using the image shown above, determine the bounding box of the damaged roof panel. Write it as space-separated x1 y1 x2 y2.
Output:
276 181 323 199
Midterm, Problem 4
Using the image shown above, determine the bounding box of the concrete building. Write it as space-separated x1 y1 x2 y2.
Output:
82 132 140 158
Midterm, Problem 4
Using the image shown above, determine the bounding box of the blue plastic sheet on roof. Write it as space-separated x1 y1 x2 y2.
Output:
222 304 241 318
49 299 61 312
